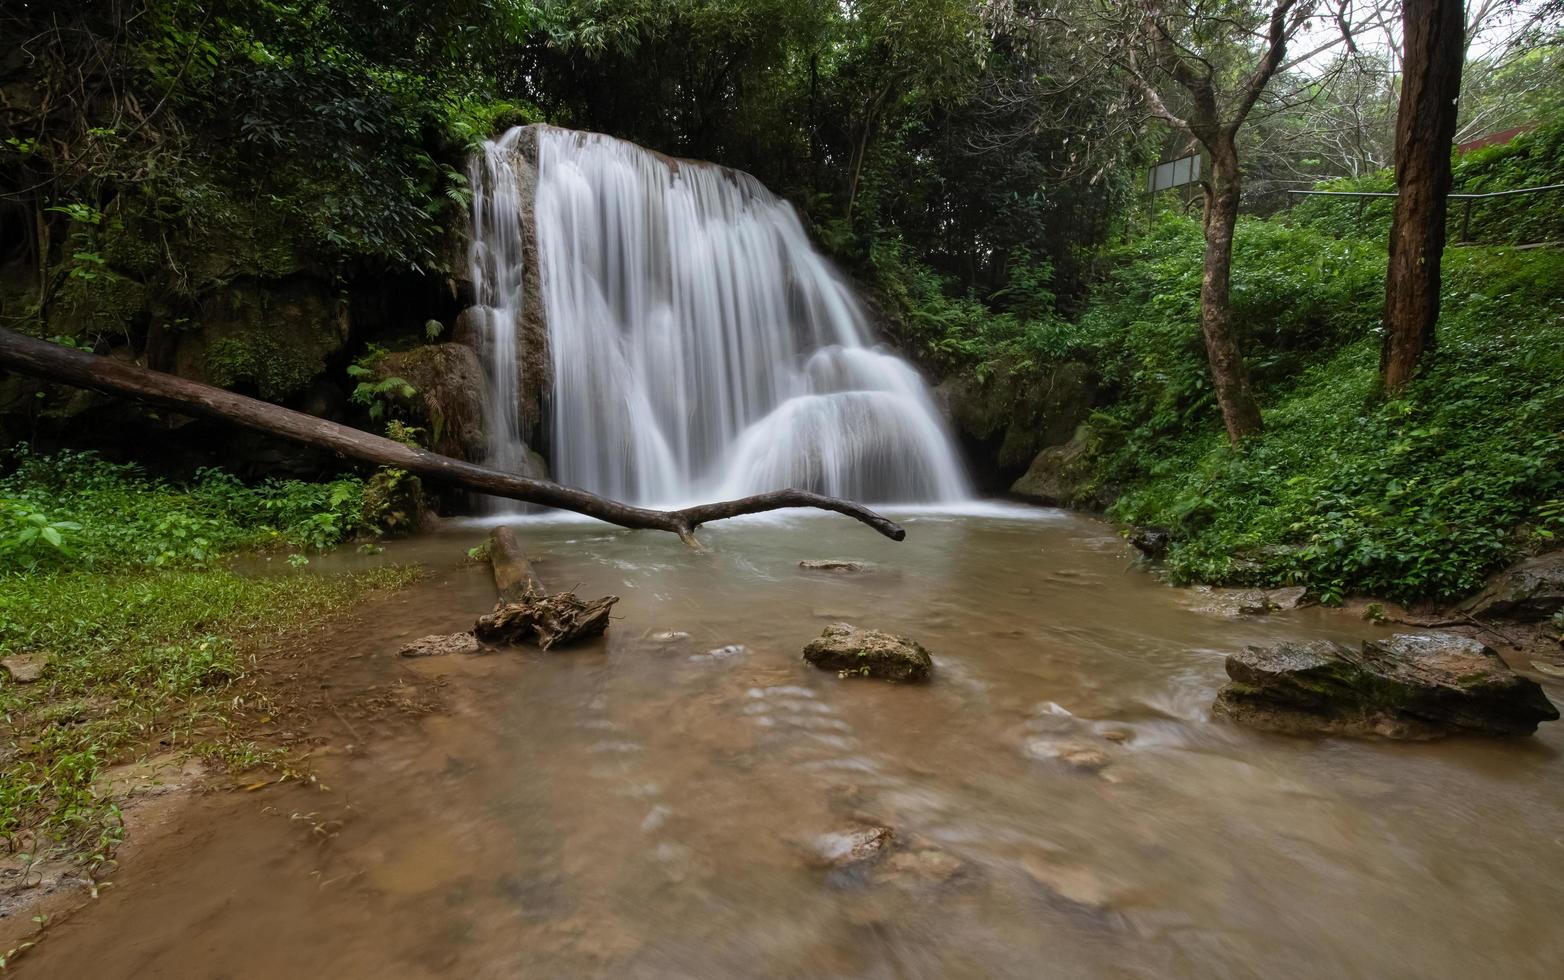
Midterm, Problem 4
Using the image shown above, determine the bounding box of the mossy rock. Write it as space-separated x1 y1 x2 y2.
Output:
1010 426 1099 507
1214 634 1559 738
174 276 346 401
50 268 147 336
803 623 933 682
935 361 1096 483
373 344 487 461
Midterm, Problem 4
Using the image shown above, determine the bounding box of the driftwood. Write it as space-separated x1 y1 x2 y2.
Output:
488 525 543 601
0 328 906 546
475 593 618 651
481 524 618 649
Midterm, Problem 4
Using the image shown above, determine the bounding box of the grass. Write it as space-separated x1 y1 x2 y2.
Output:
0 564 420 862
0 451 423 861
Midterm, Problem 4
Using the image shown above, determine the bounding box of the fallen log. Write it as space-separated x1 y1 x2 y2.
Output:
0 329 905 545
488 525 543 600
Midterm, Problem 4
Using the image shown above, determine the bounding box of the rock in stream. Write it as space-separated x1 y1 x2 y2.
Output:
1214 633 1560 738
802 624 933 682
799 559 874 574
1460 551 1564 622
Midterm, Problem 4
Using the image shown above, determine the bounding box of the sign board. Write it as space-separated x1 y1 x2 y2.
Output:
1147 154 1201 193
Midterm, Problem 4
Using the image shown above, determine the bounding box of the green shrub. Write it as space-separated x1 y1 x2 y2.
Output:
1289 119 1564 245
0 449 378 573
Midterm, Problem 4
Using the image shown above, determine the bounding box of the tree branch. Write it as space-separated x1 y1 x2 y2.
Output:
0 330 908 545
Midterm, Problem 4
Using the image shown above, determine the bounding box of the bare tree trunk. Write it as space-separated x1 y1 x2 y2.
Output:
0 329 907 545
1382 0 1465 392
1200 137 1265 442
488 525 543 600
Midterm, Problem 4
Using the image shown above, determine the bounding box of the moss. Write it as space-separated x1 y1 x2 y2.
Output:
98 213 162 276
205 334 322 401
50 267 147 336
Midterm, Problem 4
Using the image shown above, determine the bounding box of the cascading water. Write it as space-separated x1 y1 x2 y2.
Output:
466 129 533 480
471 125 970 507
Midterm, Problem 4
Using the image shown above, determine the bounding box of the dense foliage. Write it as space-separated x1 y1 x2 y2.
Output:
1289 120 1564 246
1 1 1562 617
0 449 386 572
1013 219 1564 604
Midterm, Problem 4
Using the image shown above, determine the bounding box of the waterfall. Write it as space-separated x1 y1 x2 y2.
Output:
466 128 532 480
470 125 969 508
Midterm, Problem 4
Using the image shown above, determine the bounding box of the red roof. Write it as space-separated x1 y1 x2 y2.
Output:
1457 123 1536 153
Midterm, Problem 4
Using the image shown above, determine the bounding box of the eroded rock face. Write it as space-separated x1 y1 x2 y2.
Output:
1214 633 1559 738
1462 551 1564 622
175 275 347 401
802 624 933 682
934 362 1095 490
373 343 487 461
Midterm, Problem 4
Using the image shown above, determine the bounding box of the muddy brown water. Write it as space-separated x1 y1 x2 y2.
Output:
24 507 1564 978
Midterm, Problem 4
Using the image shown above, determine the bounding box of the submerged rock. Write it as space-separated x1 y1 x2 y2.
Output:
1024 738 1111 772
805 824 895 870
799 559 874 574
1214 633 1560 738
1020 854 1115 912
880 847 967 887
802 624 933 682
1461 551 1564 622
399 632 482 658
1189 585 1310 618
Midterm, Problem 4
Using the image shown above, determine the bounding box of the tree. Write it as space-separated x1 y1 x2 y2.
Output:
1034 1 1329 442
1126 2 1327 441
1381 0 1466 392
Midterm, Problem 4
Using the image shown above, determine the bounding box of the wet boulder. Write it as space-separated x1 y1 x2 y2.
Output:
1188 585 1310 618
1126 526 1172 560
799 559 873 574
802 624 933 682
1214 633 1559 738
1460 551 1564 622
399 632 483 657
803 824 895 871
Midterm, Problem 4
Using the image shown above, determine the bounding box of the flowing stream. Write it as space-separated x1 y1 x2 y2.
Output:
31 510 1564 979
470 126 969 506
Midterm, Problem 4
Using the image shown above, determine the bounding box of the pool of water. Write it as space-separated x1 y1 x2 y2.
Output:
31 508 1564 978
